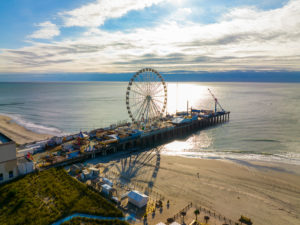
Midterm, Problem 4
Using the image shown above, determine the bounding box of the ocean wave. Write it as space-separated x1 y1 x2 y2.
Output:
161 149 300 166
242 139 280 143
1 113 66 136
0 102 24 106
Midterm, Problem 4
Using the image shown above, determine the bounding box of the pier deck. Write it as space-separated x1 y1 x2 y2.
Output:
41 112 230 169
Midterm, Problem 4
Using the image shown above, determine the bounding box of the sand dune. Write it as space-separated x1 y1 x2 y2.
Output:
0 115 52 145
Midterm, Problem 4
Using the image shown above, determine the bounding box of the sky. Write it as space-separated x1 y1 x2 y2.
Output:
0 0 300 75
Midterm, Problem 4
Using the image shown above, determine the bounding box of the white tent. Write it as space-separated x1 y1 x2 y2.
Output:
170 222 181 225
127 190 148 208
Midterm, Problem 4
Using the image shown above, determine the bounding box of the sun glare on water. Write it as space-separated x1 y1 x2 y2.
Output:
166 83 210 114
163 128 213 155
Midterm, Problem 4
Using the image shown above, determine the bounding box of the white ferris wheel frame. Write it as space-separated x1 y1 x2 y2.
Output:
126 68 167 126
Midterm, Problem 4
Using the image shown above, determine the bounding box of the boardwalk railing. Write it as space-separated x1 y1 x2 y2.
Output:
194 204 242 225
172 202 193 220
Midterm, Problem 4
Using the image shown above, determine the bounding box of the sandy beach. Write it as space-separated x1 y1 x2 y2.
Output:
0 115 52 145
91 149 300 225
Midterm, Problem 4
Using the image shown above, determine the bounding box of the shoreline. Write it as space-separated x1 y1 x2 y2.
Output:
162 152 300 175
0 114 53 145
161 150 300 167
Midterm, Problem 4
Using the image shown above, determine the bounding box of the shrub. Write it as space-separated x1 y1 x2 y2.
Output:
0 168 123 225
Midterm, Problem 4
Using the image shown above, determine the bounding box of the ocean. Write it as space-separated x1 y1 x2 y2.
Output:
0 82 299 165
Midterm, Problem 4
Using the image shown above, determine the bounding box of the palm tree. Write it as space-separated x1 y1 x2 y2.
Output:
167 218 174 224
194 209 200 221
204 215 210 224
181 211 187 224
239 215 253 225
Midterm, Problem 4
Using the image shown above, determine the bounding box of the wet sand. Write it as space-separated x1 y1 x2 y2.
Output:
0 115 52 145
93 149 300 225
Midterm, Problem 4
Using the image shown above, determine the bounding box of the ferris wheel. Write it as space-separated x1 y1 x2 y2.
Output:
126 68 167 126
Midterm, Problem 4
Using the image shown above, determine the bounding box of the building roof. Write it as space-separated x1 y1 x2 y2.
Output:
171 117 190 124
17 156 32 164
127 190 148 202
0 133 13 145
101 184 112 191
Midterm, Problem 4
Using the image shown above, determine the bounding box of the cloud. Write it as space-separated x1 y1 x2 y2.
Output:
1 0 300 73
60 0 166 27
28 21 60 39
169 7 193 22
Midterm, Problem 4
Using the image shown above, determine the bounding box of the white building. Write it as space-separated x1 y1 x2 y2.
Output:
0 133 18 183
17 157 34 175
127 190 148 208
1 133 36 183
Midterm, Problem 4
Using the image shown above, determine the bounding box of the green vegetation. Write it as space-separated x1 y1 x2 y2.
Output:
0 168 123 225
239 215 253 225
61 218 129 225
194 209 200 221
181 211 186 223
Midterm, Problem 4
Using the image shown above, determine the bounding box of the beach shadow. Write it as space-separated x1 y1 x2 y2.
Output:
112 146 162 188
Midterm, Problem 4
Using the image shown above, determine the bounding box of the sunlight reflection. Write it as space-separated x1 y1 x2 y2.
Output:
166 83 213 114
163 132 213 154
163 83 216 156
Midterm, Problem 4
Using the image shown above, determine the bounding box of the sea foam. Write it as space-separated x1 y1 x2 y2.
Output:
161 148 300 166
2 113 66 136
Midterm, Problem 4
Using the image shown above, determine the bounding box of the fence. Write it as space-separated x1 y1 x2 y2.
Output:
194 204 242 225
172 202 193 221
